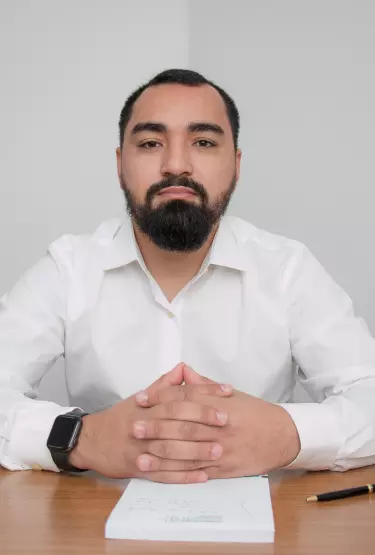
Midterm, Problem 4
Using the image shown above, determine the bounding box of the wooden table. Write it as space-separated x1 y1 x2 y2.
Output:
1 466 375 554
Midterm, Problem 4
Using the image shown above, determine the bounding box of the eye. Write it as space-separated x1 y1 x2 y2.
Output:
138 140 161 149
194 139 216 148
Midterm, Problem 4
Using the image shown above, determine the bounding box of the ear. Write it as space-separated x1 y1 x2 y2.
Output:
116 147 122 184
235 148 242 183
183 365 218 385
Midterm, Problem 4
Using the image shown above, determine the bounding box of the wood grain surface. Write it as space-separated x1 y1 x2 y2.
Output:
1 465 375 554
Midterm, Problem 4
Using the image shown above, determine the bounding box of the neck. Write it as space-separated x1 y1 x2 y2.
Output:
132 222 219 295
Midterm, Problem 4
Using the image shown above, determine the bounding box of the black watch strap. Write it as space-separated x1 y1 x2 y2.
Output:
51 449 88 473
47 409 88 473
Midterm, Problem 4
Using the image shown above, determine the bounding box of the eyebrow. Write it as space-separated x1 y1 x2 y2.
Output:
130 121 225 136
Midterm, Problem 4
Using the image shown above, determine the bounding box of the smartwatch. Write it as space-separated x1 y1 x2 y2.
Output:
47 409 88 472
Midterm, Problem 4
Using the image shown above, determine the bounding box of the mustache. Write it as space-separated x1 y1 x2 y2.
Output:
145 176 208 205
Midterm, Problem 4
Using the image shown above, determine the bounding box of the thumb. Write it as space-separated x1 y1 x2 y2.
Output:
146 362 185 395
183 365 218 385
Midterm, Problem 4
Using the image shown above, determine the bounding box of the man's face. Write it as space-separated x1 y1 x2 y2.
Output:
116 83 241 252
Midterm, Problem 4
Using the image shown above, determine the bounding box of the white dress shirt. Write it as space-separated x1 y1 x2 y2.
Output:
1 214 375 473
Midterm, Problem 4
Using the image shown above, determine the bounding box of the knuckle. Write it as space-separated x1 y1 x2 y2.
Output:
152 394 160 406
150 472 166 484
165 401 177 418
186 459 202 471
158 441 171 459
179 420 198 440
153 390 163 404
152 420 162 439
150 456 162 471
164 401 174 418
184 385 197 401
206 406 217 423
177 385 188 401
161 472 179 484
203 386 214 398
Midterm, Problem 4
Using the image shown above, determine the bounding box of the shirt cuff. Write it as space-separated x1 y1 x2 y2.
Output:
1 402 78 472
278 402 342 470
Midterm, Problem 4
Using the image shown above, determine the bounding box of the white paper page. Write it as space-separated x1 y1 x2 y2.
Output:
105 476 275 543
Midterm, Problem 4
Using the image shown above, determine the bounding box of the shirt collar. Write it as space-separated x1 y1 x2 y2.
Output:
99 216 138 271
99 215 251 273
208 216 251 272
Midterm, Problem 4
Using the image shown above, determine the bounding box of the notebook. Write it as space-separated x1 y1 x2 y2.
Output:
105 475 275 543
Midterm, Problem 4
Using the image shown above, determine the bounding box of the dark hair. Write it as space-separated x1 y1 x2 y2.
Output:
118 68 240 150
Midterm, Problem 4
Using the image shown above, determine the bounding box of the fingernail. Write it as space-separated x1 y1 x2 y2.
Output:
133 421 146 438
197 472 208 483
138 455 151 471
216 411 228 424
220 384 232 393
136 391 148 405
211 443 223 459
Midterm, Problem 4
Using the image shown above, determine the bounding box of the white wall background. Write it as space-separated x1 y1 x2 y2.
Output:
1 0 374 403
0 0 189 403
189 0 375 335
0 0 189 290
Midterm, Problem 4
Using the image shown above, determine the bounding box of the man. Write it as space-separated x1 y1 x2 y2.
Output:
1 69 375 484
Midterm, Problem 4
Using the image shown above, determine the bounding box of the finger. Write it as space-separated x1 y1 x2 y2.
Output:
203 465 243 480
133 419 224 441
183 365 218 385
200 466 220 480
141 470 208 484
136 362 185 404
150 400 228 427
146 439 223 461
136 453 212 472
152 362 185 389
136 383 232 408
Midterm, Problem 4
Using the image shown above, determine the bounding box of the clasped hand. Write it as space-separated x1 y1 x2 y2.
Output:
134 364 300 481
70 362 300 483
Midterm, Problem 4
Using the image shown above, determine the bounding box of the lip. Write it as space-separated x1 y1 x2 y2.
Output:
158 186 197 199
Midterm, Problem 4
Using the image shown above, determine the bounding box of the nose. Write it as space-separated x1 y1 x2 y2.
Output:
161 143 193 178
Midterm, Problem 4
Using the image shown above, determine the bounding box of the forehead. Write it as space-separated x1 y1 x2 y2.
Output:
128 83 230 131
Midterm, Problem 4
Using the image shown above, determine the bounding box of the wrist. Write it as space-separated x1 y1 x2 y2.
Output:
277 406 301 467
68 414 92 470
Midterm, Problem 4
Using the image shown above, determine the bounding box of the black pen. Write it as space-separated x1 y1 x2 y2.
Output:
306 483 375 503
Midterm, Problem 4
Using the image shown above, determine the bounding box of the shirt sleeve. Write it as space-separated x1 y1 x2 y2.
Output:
280 244 375 471
0 250 77 472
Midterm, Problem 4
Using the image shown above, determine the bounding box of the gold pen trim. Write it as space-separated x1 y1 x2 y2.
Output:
366 484 373 494
306 495 318 503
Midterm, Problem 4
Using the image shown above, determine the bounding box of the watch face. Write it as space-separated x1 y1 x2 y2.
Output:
47 416 81 451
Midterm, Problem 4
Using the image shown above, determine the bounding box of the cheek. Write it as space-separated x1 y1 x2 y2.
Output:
122 155 160 196
193 156 234 194
124 154 156 180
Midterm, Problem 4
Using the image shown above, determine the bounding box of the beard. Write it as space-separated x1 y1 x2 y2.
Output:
120 174 236 252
